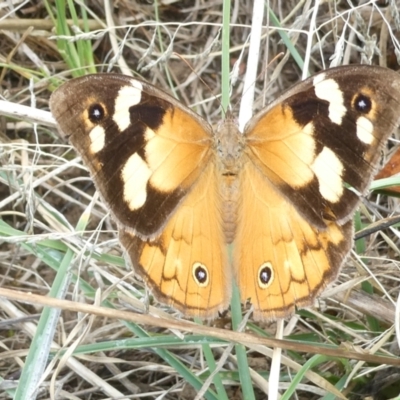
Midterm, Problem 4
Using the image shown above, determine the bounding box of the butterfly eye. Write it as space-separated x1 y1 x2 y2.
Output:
88 103 106 123
258 263 274 289
353 94 372 114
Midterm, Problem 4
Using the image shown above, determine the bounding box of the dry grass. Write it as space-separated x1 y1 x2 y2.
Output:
1 1 400 399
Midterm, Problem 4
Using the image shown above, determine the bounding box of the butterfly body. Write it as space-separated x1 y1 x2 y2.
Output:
213 115 244 243
50 65 400 321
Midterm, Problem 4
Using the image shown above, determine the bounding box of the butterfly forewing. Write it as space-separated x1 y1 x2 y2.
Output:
245 66 400 227
50 74 214 238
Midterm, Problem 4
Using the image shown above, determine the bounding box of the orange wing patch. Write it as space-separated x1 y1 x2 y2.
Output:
246 105 316 189
145 107 213 192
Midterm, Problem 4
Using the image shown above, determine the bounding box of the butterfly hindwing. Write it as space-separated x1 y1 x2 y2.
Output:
234 160 353 320
119 161 230 318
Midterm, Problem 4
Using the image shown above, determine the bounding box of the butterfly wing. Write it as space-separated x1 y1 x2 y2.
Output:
119 161 230 318
50 74 213 237
50 75 229 318
235 161 352 320
238 65 400 320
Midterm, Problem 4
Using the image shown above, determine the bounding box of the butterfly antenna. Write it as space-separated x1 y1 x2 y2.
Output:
258 52 284 81
233 52 284 113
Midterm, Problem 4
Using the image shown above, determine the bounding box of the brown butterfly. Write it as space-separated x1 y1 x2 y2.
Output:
50 65 400 321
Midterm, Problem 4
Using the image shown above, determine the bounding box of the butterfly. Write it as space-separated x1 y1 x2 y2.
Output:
50 65 400 321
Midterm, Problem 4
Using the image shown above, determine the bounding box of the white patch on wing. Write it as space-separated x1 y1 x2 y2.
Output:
313 72 326 85
144 127 156 141
89 125 105 153
122 153 152 210
356 116 374 144
314 78 346 125
113 80 143 131
311 146 344 203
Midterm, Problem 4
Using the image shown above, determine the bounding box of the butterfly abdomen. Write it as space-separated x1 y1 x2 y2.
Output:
220 174 240 243
215 118 245 244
